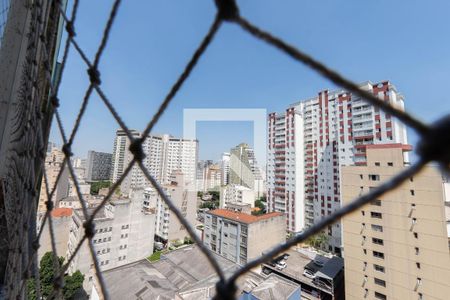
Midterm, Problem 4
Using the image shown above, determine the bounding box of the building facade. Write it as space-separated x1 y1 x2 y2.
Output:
67 193 155 291
267 81 408 250
38 146 70 212
143 171 197 243
86 150 112 181
342 145 450 300
204 209 285 265
221 152 230 186
220 184 255 208
114 132 198 194
110 129 141 184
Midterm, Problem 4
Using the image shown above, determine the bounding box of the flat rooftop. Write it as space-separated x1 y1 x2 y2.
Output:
262 247 344 296
97 245 298 300
207 209 283 224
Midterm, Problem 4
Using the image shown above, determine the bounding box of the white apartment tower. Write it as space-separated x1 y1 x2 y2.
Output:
267 81 408 252
111 130 198 194
221 152 230 186
110 129 141 184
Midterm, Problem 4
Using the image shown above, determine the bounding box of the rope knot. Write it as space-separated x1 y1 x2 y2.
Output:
65 21 76 38
50 95 60 108
32 240 40 251
215 279 237 300
129 138 146 162
45 200 54 211
62 143 73 157
84 221 95 238
215 0 239 21
417 114 450 170
87 67 101 85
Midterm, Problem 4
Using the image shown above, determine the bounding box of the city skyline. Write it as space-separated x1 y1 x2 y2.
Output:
49 1 450 161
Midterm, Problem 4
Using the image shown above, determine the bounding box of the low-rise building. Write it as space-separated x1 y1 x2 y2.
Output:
220 184 255 208
37 208 73 261
261 247 345 300
204 209 285 265
90 245 301 300
67 191 155 292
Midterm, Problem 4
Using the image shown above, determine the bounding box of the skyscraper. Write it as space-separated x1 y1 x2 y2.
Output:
342 144 450 300
86 150 112 181
267 81 408 251
110 129 141 184
111 130 198 194
221 152 230 186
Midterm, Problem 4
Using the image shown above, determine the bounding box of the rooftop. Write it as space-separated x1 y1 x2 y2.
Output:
96 245 292 300
262 247 344 296
207 209 283 224
50 207 72 218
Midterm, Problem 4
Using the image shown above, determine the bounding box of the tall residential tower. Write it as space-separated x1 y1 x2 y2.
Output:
267 81 408 252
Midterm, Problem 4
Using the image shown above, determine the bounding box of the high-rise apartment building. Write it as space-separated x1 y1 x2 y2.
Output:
110 129 141 184
67 191 155 291
267 80 408 251
143 171 197 243
221 152 230 186
204 209 285 265
229 143 264 199
197 161 222 192
86 150 112 181
342 144 450 300
111 130 198 194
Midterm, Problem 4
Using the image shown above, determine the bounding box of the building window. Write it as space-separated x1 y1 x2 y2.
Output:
360 174 363 179
371 212 382 219
415 247 420 255
414 232 418 239
375 162 380 166
374 264 385 273
371 199 382 206
369 174 380 181
374 292 387 300
416 262 421 269
387 162 393 167
372 238 384 245
373 251 385 259
361 211 365 216
410 190 415 196
363 249 367 255
374 278 386 287
418 293 423 300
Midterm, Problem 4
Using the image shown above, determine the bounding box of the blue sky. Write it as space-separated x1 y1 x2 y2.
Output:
51 0 450 162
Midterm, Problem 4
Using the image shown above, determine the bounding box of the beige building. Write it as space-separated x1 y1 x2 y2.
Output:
204 209 285 265
342 144 450 300
38 146 69 212
143 171 197 244
37 208 73 261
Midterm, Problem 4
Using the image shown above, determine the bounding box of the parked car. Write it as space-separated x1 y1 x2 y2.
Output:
276 260 287 270
303 269 316 279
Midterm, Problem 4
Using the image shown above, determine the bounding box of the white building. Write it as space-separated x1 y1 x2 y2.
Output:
197 161 222 192
221 152 230 186
143 171 197 244
66 191 155 292
267 81 408 253
110 129 141 184
220 184 255 208
112 131 198 194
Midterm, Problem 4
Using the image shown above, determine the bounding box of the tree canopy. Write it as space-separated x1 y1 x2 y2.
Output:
27 252 85 299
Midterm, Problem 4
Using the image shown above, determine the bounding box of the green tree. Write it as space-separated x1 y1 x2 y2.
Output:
90 180 111 195
209 191 220 201
254 199 266 213
305 232 329 250
27 252 85 299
